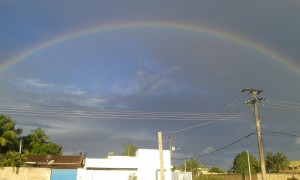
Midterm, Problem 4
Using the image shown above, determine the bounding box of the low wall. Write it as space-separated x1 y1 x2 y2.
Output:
202 173 300 180
0 167 51 180
258 173 300 180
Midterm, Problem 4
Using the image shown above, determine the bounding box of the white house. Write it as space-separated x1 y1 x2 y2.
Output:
77 149 172 180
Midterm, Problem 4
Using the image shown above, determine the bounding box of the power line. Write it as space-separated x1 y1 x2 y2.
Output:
263 104 300 112
165 111 252 135
262 130 300 138
0 105 251 121
172 131 256 160
267 99 300 106
214 92 245 112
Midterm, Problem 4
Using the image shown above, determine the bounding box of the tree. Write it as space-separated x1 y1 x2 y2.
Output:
265 152 289 173
184 158 202 176
121 142 138 156
0 114 22 153
23 128 62 155
232 151 259 176
0 151 27 167
209 166 225 173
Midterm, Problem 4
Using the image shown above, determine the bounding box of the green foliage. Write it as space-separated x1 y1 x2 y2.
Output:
0 151 27 167
0 114 62 156
121 142 138 156
209 166 224 173
182 158 203 176
265 151 289 173
0 114 22 153
232 151 259 175
23 128 62 155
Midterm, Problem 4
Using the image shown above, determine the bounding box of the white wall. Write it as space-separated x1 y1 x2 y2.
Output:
77 169 138 180
136 149 172 180
85 156 138 169
82 149 172 180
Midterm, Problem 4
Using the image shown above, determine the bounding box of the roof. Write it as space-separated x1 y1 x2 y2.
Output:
290 160 300 167
26 155 85 169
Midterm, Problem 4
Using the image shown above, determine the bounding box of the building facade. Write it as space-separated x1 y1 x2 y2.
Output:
78 149 173 180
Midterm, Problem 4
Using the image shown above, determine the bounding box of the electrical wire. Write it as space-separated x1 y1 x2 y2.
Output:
214 92 245 113
0 105 251 121
262 99 300 112
165 111 252 134
267 99 300 106
262 130 300 137
263 105 300 112
172 131 256 160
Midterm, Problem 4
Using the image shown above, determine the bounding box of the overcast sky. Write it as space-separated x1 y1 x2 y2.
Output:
1 0 300 170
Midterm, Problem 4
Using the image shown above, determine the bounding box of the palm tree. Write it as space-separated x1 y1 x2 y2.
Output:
185 158 201 176
266 152 276 173
274 152 289 172
121 142 138 156
265 151 289 173
28 128 49 144
0 114 22 153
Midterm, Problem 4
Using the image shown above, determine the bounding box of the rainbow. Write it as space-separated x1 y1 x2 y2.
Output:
1 21 299 74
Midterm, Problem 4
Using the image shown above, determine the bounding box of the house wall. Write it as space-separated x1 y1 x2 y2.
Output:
171 172 192 180
136 149 172 180
77 169 138 180
50 169 77 180
85 156 138 169
0 167 51 180
83 149 172 180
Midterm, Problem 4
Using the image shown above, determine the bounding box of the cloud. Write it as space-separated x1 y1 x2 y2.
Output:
20 78 53 90
64 85 86 95
85 98 105 106
111 130 156 142
111 66 179 97
202 147 215 154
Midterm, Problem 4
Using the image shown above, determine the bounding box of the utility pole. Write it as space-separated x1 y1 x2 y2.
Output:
242 88 266 180
167 136 175 168
247 150 252 180
19 138 23 154
158 131 165 180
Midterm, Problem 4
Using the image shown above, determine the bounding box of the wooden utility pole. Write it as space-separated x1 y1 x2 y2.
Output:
158 131 165 180
242 88 266 180
247 150 252 180
167 136 175 167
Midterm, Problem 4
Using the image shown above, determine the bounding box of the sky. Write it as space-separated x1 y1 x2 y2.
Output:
1 0 300 170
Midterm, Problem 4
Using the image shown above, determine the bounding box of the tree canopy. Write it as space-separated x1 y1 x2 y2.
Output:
121 142 138 156
0 114 62 156
0 114 22 153
0 151 27 167
209 166 225 173
232 151 259 175
180 158 205 176
265 151 289 173
23 127 62 155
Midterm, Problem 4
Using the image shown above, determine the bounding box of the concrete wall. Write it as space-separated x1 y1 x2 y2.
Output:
257 173 300 180
77 169 190 180
203 173 300 180
0 167 51 180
